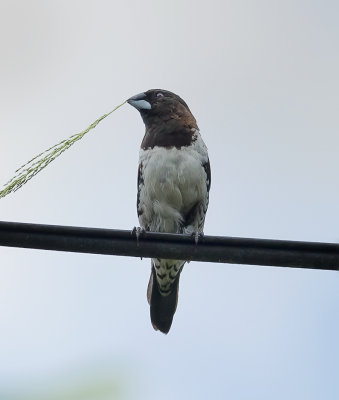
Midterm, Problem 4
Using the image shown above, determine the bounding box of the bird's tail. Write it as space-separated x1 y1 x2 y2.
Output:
147 265 181 334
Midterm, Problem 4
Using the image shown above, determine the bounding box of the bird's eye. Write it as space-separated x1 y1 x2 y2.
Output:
156 92 164 98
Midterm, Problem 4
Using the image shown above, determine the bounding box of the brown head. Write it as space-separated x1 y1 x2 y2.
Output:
127 89 199 149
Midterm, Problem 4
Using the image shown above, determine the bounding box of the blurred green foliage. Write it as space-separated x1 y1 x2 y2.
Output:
0 366 132 400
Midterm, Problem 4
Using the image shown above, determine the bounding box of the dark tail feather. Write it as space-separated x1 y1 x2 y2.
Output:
147 266 180 334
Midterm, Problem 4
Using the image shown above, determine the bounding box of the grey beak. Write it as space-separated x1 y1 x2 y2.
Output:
127 92 152 111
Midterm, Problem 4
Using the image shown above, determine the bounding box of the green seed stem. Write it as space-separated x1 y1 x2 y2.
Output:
0 101 126 199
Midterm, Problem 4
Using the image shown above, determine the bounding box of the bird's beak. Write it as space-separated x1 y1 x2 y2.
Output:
127 92 152 111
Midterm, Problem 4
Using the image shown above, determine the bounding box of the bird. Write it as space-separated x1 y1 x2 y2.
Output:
127 89 211 334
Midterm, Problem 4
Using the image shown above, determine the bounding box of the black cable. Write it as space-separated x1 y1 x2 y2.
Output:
0 221 338 271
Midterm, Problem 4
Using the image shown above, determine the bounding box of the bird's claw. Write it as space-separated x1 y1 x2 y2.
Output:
132 226 147 256
131 226 147 241
191 231 204 245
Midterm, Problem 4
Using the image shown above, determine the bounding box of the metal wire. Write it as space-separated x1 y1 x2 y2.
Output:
0 220 338 271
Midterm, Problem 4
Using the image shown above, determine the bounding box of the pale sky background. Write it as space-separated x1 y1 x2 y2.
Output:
0 1 338 399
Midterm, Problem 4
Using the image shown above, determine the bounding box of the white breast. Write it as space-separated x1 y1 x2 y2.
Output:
138 130 209 233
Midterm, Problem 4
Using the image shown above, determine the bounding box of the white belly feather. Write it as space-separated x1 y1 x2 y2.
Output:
138 131 209 234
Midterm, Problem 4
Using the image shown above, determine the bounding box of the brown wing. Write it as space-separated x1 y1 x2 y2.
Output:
137 162 144 218
203 159 211 192
183 158 211 232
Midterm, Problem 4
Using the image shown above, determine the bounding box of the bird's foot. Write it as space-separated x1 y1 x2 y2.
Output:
131 227 147 254
191 231 204 245
131 226 147 238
